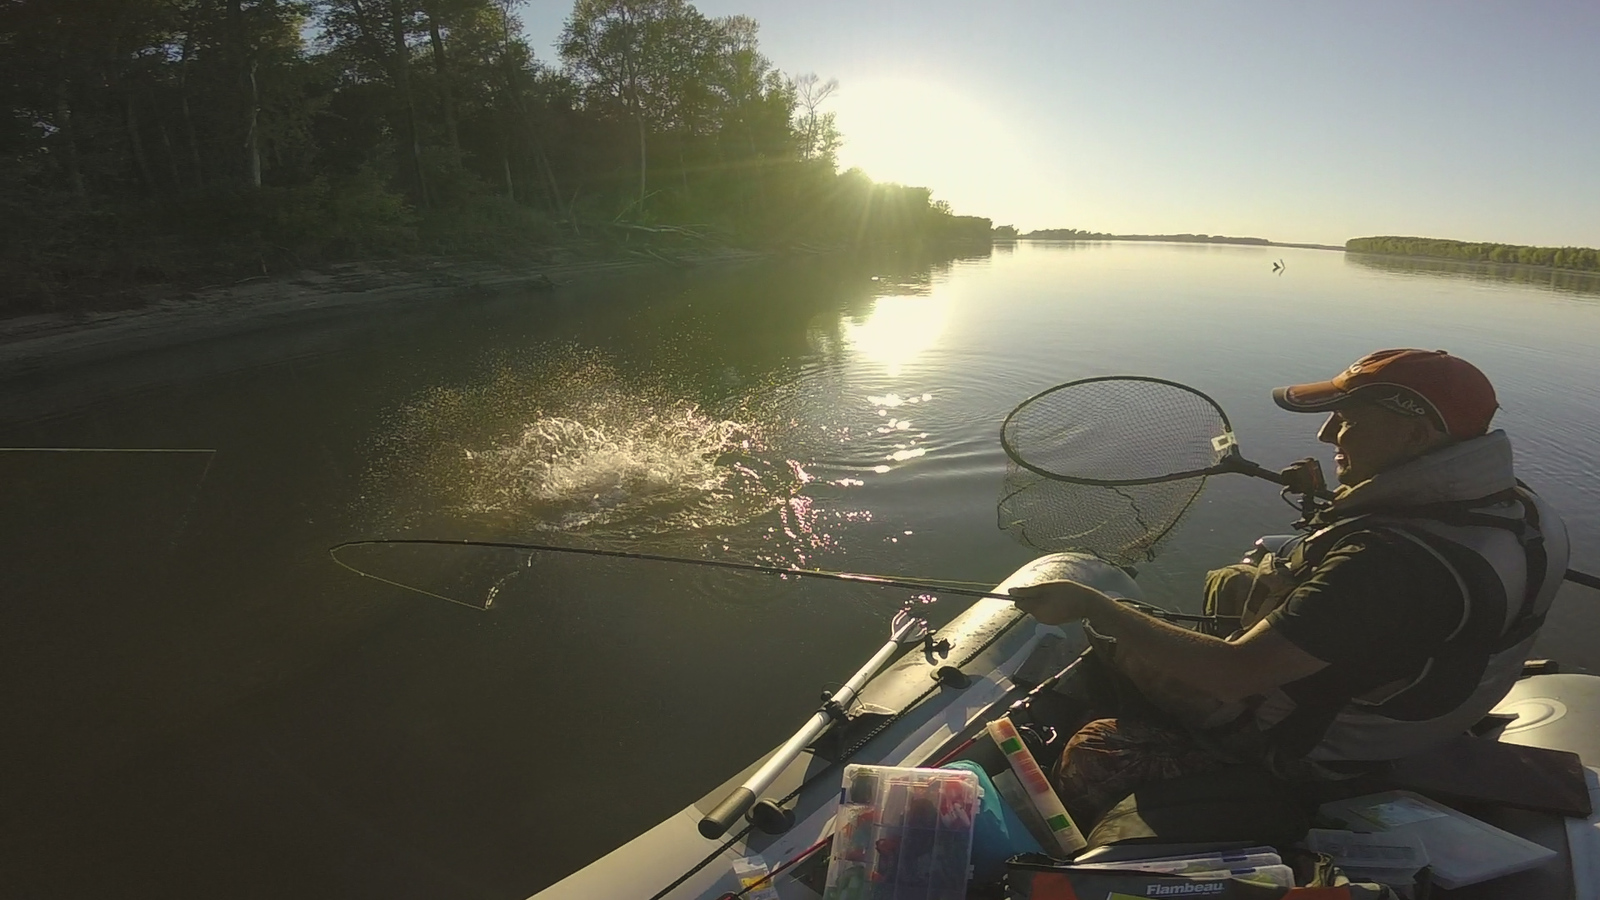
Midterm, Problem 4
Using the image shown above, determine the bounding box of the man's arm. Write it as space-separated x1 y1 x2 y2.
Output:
1010 581 1328 702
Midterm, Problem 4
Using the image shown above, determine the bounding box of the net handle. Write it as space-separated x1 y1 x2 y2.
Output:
1001 376 1336 499
1218 452 1286 485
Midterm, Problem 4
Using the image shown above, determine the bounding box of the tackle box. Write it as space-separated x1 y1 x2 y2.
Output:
1317 790 1556 889
822 764 982 900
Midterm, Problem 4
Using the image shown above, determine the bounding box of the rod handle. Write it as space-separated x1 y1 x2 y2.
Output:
699 787 756 839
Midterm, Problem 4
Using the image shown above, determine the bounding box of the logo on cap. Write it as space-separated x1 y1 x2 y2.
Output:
1377 391 1429 418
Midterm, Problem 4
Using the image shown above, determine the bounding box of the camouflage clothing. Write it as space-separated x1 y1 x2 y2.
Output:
1050 716 1227 829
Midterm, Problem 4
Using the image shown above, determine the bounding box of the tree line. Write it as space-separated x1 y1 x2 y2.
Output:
1347 236 1600 273
1022 228 1269 245
0 0 991 311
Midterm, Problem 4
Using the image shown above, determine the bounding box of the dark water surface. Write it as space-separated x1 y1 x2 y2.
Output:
4 242 1599 898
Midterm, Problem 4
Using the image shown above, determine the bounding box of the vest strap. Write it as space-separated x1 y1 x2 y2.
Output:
1298 487 1548 648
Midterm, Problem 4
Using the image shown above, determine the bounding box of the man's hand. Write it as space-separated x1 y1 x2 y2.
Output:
1013 578 1332 703
1008 579 1108 625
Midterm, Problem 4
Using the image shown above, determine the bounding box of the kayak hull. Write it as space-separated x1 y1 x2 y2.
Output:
530 553 1600 900
531 553 1138 899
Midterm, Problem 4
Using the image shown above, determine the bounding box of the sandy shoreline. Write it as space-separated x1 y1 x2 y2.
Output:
0 247 768 381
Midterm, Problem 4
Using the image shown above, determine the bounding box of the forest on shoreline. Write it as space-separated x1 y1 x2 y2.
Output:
1020 228 1268 245
0 0 992 313
1347 236 1600 273
1012 228 1342 251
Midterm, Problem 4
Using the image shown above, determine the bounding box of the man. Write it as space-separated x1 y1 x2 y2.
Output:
1010 348 1570 826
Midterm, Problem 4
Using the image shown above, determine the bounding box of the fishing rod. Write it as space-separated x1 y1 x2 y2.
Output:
328 538 1221 624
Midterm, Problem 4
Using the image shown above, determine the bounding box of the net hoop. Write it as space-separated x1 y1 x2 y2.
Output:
1000 375 1241 487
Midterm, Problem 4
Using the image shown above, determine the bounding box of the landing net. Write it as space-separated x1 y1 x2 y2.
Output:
997 376 1237 565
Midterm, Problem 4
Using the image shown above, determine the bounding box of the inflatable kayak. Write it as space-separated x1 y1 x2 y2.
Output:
531 552 1600 900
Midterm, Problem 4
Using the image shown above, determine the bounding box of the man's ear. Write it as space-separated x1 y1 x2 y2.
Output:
1404 416 1449 452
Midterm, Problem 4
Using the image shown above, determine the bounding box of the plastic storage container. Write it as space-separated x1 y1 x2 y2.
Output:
1303 829 1429 888
1304 828 1429 883
1071 846 1285 875
822 764 982 900
1317 790 1556 889
986 717 1087 855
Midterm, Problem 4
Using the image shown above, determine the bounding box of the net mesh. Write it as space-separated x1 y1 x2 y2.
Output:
997 466 1207 565
1001 377 1231 483
996 378 1232 565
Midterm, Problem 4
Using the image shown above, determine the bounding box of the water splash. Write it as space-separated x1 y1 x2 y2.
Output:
461 408 762 531
368 351 791 536
364 349 939 580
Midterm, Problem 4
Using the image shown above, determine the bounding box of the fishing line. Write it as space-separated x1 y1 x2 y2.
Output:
328 546 493 611
0 447 217 453
3 447 219 551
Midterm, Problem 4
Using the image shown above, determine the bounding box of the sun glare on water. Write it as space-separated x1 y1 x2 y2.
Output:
842 294 953 377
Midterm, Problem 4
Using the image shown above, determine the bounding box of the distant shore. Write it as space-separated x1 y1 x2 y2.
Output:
1018 232 1345 251
0 246 768 383
0 236 994 387
1345 236 1599 274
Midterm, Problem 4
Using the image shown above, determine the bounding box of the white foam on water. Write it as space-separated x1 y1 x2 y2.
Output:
463 405 766 531
366 351 932 570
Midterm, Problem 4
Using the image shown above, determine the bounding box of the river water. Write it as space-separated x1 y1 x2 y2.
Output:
3 242 1598 898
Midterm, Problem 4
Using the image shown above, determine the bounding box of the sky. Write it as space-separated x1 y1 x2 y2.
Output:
521 2 1600 247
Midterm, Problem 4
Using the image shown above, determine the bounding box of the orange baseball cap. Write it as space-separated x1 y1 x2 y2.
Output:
1272 348 1498 438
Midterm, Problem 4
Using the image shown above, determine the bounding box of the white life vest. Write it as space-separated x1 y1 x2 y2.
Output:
1246 433 1570 765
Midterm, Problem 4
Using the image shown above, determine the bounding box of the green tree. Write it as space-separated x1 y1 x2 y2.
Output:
559 0 725 210
791 72 839 164
1346 236 1600 274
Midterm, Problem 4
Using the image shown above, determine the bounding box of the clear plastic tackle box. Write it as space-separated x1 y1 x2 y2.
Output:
821 764 982 900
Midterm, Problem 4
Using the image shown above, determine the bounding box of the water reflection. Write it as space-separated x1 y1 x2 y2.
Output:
1346 252 1600 300
10 240 1599 900
842 294 953 376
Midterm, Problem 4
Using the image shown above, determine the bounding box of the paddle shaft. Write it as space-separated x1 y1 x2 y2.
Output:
697 613 926 839
1567 568 1600 591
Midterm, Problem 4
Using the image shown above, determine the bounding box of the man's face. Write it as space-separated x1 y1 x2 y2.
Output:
1316 402 1442 486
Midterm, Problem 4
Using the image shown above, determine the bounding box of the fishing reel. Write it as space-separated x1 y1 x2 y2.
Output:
1278 456 1330 526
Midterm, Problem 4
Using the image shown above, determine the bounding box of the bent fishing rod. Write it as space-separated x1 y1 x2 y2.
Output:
332 537 1600 611
328 538 1217 622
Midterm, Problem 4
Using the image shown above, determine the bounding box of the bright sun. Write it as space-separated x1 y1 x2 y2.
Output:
829 76 1018 211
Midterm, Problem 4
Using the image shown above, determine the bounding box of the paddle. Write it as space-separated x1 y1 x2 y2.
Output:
697 607 930 839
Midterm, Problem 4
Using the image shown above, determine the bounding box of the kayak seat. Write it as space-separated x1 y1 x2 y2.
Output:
1084 764 1313 850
